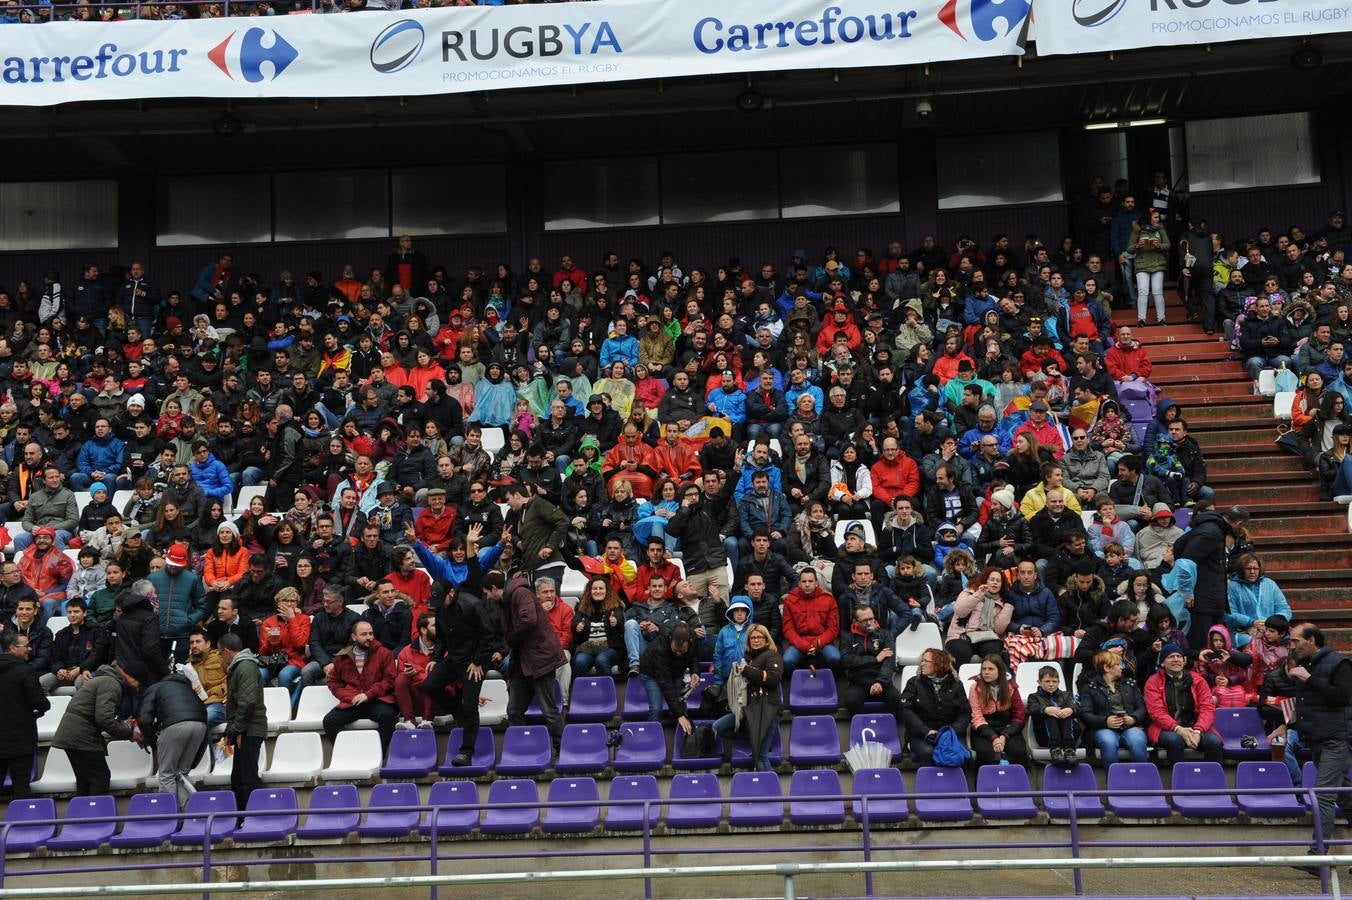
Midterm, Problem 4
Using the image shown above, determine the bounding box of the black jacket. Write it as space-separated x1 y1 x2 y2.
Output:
638 635 699 718
307 608 361 668
363 599 414 657
975 511 1032 564
779 452 830 504
434 590 502 671
111 591 168 683
50 622 110 674
899 670 970 736
1078 673 1148 732
233 574 283 622
1173 510 1231 615
0 652 49 755
841 626 897 688
137 673 208 752
733 551 797 596
667 498 727 576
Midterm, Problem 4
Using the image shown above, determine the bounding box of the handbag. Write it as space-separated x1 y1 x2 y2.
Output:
681 723 716 758
262 651 289 670
931 725 970 767
964 629 1000 644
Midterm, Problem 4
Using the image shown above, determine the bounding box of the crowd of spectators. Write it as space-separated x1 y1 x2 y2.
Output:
0 191 1347 839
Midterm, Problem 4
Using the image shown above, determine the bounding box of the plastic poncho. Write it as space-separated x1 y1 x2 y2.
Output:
1161 558 1196 635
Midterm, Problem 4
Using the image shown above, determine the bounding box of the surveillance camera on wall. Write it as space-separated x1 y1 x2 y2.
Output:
916 99 933 121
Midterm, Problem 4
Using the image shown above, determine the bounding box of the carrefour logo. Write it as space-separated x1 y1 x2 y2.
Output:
1072 0 1127 26
371 19 425 74
208 27 298 83
938 0 1029 41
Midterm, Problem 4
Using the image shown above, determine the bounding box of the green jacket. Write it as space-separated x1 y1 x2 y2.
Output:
52 664 134 754
1129 225 1171 275
225 649 268 739
22 485 79 534
87 584 121 627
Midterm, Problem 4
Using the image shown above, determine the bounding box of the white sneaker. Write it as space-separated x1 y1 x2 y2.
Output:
395 719 415 731
417 718 433 730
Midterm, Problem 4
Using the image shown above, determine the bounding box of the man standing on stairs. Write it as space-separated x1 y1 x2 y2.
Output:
1261 623 1352 877
1173 503 1246 648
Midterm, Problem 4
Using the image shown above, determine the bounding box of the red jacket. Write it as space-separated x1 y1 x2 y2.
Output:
1104 342 1153 381
1012 419 1064 460
395 640 436 690
815 315 862 354
19 546 74 603
782 586 839 653
650 439 702 483
259 612 311 669
328 638 396 708
634 560 681 602
870 455 920 506
414 506 457 553
1144 668 1216 743
543 599 575 652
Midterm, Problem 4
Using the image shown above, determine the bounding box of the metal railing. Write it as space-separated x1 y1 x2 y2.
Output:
1 782 1349 900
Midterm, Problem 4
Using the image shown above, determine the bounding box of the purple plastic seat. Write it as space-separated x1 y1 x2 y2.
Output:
2 798 55 853
787 715 841 766
1107 763 1172 819
420 781 479 837
381 729 439 778
1042 763 1105 818
233 788 299 844
604 776 661 831
613 722 667 773
728 771 783 827
1214 707 1270 760
730 727 784 769
849 714 903 764
1170 762 1237 818
975 765 1039 820
556 724 609 774
525 681 563 723
46 795 116 851
297 784 361 840
1172 507 1192 530
685 673 709 711
623 675 666 720
109 793 178 849
1301 761 1318 809
914 766 973 822
852 768 909 824
170 791 237 845
1236 761 1304 817
671 720 723 771
360 783 421 837
481 779 540 834
789 770 845 826
498 725 553 776
542 778 601 833
788 668 838 714
1129 421 1148 447
437 727 495 776
665 773 723 829
568 676 618 722
1123 398 1154 426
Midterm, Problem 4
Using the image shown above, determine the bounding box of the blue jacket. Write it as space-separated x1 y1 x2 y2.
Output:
734 461 782 500
736 490 792 539
1111 210 1138 255
1007 580 1060 634
713 596 753 685
148 567 207 640
75 434 124 476
706 386 746 424
786 383 823 415
599 334 639 368
189 453 234 502
1224 575 1292 633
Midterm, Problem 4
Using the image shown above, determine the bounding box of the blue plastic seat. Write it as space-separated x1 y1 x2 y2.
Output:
481 779 540 835
1213 707 1270 760
47 795 116 851
109 793 178 849
420 781 479 837
671 720 723 770
359 783 421 837
1235 761 1304 818
1106 763 1171 819
437 727 495 776
542 778 601 833
170 791 237 845
381 729 439 778
849 714 903 764
297 784 361 840
2 798 55 853
728 771 783 827
730 726 784 769
914 766 973 822
787 715 841 766
604 776 661 831
569 676 618 722
612 722 667 773
851 768 909 824
665 773 723 829
1042 763 1105 818
788 668 838 714
233 788 299 844
975 765 1038 820
556 724 609 774
789 770 845 826
1170 762 1237 818
623 676 665 720
524 681 563 723
498 725 552 776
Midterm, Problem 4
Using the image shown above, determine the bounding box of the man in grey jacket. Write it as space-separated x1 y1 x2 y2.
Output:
53 658 140 796
220 633 266 810
14 466 78 551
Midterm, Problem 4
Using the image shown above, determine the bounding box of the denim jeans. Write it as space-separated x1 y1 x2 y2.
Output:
713 711 776 770
1093 726 1149 763
782 643 841 674
623 619 657 669
1156 728 1224 765
573 648 619 677
205 702 228 729
638 674 665 722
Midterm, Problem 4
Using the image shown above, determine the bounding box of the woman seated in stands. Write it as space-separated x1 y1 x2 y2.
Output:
945 565 1012 664
899 648 970 766
1080 648 1150 764
967 654 1028 766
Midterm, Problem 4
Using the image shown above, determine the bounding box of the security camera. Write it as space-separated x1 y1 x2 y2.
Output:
915 99 933 121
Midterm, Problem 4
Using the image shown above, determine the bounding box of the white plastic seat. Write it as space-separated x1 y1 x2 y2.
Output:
1256 369 1277 397
1014 663 1044 701
107 740 154 791
833 519 876 547
110 490 133 513
37 695 70 744
32 748 77 794
263 686 294 734
320 730 381 781
262 732 324 784
480 678 509 726
236 485 268 514
62 549 80 567
895 665 917 695
559 568 587 598
346 603 367 617
894 622 942 666
45 616 69 637
1081 510 1097 530
957 662 981 683
202 748 233 787
290 686 339 731
74 492 92 516
480 429 505 459
142 743 214 789
745 438 783 458
1273 391 1295 421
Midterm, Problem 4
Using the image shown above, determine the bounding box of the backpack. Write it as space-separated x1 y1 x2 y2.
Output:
931 725 970 768
681 723 716 758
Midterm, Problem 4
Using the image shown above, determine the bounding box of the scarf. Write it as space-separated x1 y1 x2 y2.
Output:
978 589 997 631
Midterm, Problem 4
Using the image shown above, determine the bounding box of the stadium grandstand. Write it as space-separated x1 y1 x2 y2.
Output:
2 1 1352 897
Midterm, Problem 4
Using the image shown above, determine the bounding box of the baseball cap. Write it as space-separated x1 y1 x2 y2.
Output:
165 543 190 568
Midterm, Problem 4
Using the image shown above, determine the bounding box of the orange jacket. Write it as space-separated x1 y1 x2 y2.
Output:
203 544 250 588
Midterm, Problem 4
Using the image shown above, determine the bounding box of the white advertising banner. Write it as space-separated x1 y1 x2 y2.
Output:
1034 0 1352 56
0 0 1029 107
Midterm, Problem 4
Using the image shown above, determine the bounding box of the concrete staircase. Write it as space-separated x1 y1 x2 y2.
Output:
1115 295 1352 644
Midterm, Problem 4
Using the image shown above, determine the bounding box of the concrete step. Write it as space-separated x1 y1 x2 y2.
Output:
1163 382 1264 403
1192 426 1278 448
1209 459 1311 478
1245 512 1348 534
1252 545 1352 571
1149 365 1250 384
1212 482 1325 505
1135 324 1225 341
1111 305 1189 324
1184 401 1282 422
1149 344 1235 363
